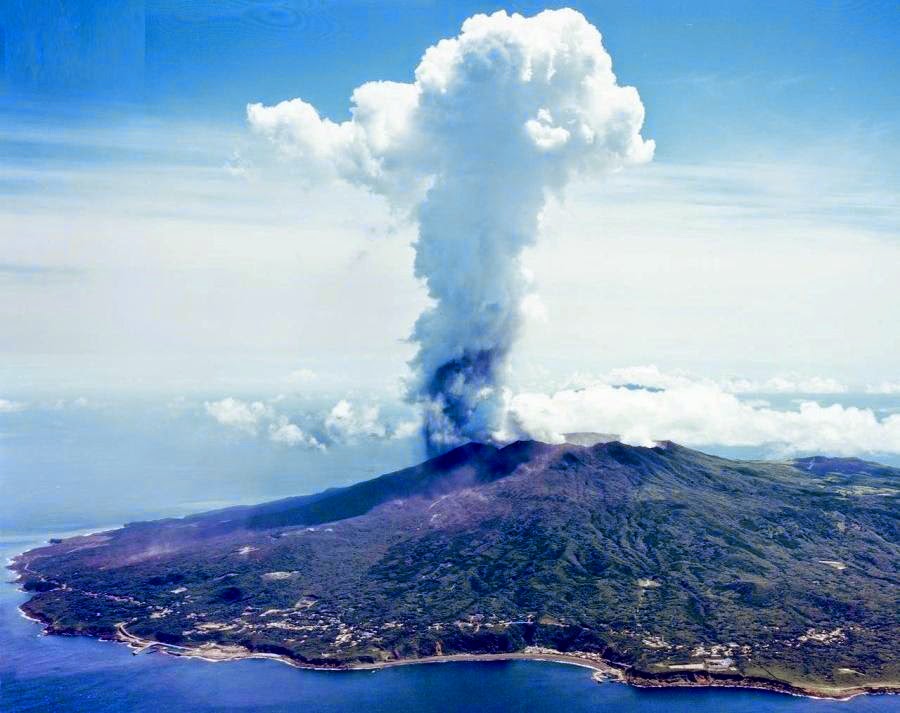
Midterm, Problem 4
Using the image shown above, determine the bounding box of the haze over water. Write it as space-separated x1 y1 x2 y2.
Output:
2 397 899 711
2 2 898 709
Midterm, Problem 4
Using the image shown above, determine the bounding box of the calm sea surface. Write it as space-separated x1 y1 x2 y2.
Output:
2 396 898 711
2 534 898 713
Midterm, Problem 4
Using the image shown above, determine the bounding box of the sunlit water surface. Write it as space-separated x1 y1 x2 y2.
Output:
2 395 898 711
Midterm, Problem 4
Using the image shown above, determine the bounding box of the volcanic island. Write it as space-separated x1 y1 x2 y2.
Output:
11 438 900 699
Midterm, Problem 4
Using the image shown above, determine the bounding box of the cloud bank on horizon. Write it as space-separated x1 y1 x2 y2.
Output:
507 382 900 457
197 366 900 459
204 396 417 450
248 8 653 454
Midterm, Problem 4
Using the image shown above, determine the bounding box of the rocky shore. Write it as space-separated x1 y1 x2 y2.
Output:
17 599 897 702
9 442 899 702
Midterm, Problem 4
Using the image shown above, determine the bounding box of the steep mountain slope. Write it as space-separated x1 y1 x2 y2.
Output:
11 441 899 697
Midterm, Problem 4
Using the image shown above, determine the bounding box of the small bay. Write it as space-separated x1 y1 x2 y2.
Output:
3 533 896 713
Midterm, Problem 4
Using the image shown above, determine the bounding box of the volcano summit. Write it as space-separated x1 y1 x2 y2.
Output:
11 440 899 699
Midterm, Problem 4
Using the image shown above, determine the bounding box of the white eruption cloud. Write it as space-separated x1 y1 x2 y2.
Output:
248 9 654 454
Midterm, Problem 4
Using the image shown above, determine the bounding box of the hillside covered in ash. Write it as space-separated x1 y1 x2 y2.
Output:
12 440 899 697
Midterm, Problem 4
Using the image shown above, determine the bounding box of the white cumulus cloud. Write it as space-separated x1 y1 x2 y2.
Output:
561 365 851 395
723 375 848 395
0 398 25 413
866 381 900 395
204 397 273 435
268 417 323 450
204 395 421 448
325 399 387 440
505 380 900 456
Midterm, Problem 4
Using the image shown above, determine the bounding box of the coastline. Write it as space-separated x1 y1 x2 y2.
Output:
8 540 899 703
107 619 623 677
40 612 900 701
107 625 900 700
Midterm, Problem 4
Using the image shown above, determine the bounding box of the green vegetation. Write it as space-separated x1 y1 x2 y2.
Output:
11 441 899 696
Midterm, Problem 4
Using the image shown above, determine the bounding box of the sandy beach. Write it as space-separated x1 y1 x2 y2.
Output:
106 622 898 701
113 621 622 677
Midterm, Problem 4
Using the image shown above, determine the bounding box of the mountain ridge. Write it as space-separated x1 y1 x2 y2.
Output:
11 440 900 698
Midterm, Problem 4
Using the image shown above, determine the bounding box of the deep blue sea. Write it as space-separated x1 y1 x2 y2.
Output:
2 394 899 711
2 530 897 712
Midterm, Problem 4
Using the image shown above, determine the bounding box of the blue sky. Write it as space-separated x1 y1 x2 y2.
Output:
1 1 899 459
2 2 897 362
3 1 898 162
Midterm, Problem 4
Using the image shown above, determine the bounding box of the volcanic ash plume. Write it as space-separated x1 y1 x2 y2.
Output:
248 8 653 454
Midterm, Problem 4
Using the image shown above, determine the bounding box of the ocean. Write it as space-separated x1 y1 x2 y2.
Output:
2 533 896 712
2 394 898 711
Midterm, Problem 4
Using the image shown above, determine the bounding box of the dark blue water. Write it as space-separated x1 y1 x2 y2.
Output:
3 534 898 712
2 398 899 711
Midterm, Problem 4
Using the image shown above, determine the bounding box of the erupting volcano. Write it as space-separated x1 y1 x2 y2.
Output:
249 9 654 454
